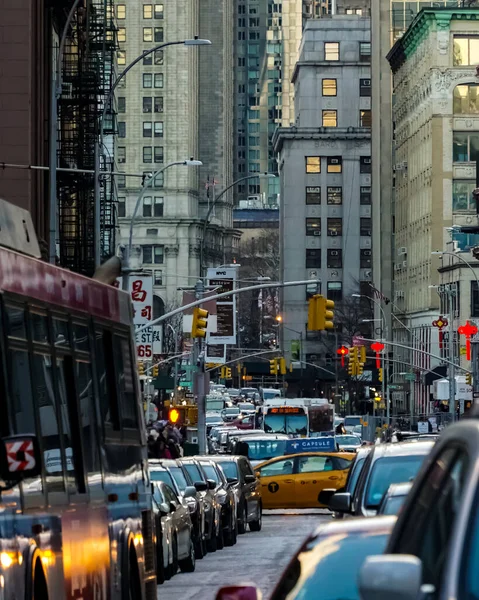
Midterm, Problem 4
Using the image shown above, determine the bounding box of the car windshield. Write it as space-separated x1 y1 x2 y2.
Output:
244 439 289 461
264 414 308 436
150 470 175 489
366 455 425 508
219 461 239 480
336 435 361 446
183 463 204 483
169 466 188 492
239 403 254 411
270 531 389 600
263 391 281 400
382 494 407 516
202 464 219 484
344 416 362 427
346 457 366 493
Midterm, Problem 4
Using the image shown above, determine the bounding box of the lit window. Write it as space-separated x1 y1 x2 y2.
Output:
154 122 164 138
360 42 371 62
306 218 321 236
327 157 342 173
306 156 321 173
325 42 339 61
306 186 321 204
117 50 126 65
116 4 126 19
327 218 342 236
118 27 126 42
154 4 164 19
322 79 337 96
323 110 337 127
327 187 342 205
143 27 153 42
360 110 372 127
453 37 479 66
454 85 479 114
143 4 153 18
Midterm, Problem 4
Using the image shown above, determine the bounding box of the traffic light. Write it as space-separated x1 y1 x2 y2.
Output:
169 407 181 424
138 362 145 376
350 347 358 363
226 367 232 379
192 307 209 338
466 372 472 385
348 360 357 376
269 359 278 375
279 358 287 375
359 346 366 364
356 363 364 376
378 368 383 382
307 295 335 331
152 364 159 377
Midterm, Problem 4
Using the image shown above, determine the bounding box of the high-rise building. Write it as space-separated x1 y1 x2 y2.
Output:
115 0 237 313
274 15 372 366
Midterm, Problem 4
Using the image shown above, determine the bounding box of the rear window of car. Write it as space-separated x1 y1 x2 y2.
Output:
271 531 389 600
366 454 425 508
219 461 239 480
150 470 175 489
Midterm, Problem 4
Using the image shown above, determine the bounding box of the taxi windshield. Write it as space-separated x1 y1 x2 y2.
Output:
366 455 425 508
244 439 288 461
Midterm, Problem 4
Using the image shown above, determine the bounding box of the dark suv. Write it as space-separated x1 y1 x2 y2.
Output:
208 455 262 533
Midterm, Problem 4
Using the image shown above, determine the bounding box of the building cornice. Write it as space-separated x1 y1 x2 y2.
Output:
292 60 371 83
273 126 371 153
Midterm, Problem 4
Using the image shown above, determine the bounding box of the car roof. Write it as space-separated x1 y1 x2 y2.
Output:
312 515 396 539
237 434 290 441
355 446 373 459
148 459 179 469
371 441 434 459
256 451 356 468
208 455 242 463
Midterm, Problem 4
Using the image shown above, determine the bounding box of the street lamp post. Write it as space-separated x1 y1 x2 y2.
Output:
94 38 211 267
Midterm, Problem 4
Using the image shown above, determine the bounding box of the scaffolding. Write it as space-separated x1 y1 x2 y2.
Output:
57 0 117 275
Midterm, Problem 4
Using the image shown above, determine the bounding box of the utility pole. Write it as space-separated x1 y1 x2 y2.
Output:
193 280 208 453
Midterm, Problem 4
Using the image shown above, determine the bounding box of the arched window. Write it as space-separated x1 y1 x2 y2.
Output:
453 84 479 114
153 296 165 320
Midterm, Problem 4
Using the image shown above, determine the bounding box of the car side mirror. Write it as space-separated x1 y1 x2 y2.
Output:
216 586 262 600
328 492 352 513
159 502 170 516
184 485 197 499
244 474 256 484
359 555 426 600
0 434 41 482
226 477 239 485
194 481 208 492
318 488 337 507
207 479 216 490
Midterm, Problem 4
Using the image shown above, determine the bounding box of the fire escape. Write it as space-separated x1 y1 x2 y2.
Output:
57 0 117 276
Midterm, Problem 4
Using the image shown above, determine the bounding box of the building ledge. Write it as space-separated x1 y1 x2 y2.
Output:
292 60 370 83
273 126 371 153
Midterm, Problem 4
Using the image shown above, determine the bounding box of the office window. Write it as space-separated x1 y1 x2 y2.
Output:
323 110 337 127
143 122 152 137
322 79 337 96
154 73 164 88
143 73 153 88
117 146 126 164
453 132 479 162
143 196 153 217
325 42 339 61
118 27 126 42
117 175 126 189
306 156 321 173
306 186 321 204
142 245 164 264
154 147 164 163
118 122 126 138
143 4 153 18
116 4 126 19
154 97 164 113
154 50 164 65
360 110 372 127
327 282 343 302
118 97 126 114
152 172 164 188
143 28 153 42
327 157 342 173
154 270 163 286
143 147 152 163
306 218 321 236
117 51 126 65
453 37 479 66
154 4 164 18
327 187 342 205
306 249 321 268
143 97 152 113
360 186 371 204
143 54 152 65
154 122 164 137
327 218 342 236
118 197 126 218
238 57 246 67
360 156 372 173
471 281 479 317
453 84 479 114
153 197 164 216
360 249 372 268
360 42 371 62
452 181 476 211
360 78 371 97
327 249 342 268
360 217 372 236
154 27 163 42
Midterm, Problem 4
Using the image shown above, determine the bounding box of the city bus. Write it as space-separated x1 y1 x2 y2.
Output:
0 202 156 599
260 399 308 437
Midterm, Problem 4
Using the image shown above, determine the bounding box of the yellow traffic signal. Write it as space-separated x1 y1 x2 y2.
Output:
279 358 286 375
169 408 181 424
359 346 366 364
226 367 232 379
350 347 359 363
307 295 335 331
138 362 145 376
348 361 356 376
192 307 209 338
378 368 383 382
269 359 278 375
357 363 364 376
466 372 472 385
152 364 159 377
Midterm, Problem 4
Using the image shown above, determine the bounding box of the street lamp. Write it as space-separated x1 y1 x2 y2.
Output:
94 38 211 267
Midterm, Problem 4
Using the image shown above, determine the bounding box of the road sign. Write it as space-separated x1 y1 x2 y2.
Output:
404 373 416 381
389 384 404 390
207 268 237 345
121 275 154 360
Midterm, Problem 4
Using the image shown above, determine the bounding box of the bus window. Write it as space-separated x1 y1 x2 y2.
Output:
114 336 138 430
31 312 49 345
73 323 89 353
53 318 70 348
56 358 77 493
11 349 36 436
76 360 101 477
5 304 26 339
95 329 121 432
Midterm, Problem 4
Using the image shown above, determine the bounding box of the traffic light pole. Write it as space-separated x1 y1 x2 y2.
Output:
193 280 208 454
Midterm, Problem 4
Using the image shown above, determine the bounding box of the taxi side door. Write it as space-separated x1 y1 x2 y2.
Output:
258 457 297 509
295 454 344 508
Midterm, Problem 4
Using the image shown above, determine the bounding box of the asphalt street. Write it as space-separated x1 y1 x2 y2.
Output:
157 509 331 600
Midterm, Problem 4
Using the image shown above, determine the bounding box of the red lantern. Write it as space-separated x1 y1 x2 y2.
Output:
370 341 385 369
337 346 349 367
458 321 478 361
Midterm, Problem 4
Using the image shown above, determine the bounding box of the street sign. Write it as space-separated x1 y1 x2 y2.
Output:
120 275 154 360
404 373 416 381
205 343 226 365
389 384 404 390
207 268 237 345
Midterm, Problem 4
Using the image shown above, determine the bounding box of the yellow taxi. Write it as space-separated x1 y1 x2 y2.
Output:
255 451 355 509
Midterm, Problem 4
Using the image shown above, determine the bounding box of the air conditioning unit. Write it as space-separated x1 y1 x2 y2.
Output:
118 157 126 164
395 290 405 299
363 250 372 257
330 231 338 236
402 260 407 268
398 246 407 256
364 270 372 279
330 250 339 256
313 231 321 236
394 264 402 272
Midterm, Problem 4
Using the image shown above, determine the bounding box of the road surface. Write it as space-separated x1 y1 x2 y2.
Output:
157 509 331 599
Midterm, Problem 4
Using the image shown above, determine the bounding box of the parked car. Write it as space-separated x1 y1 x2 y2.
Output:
196 458 238 547
328 441 434 518
215 515 396 600
377 481 412 516
208 455 262 533
148 459 207 560
151 481 196 582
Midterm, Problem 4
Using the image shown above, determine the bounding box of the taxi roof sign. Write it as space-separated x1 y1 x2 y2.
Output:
285 437 336 454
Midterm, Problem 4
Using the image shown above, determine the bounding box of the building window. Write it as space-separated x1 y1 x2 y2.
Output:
143 147 152 163
306 218 321 236
360 217 372 236
143 27 153 42
327 187 342 205
306 282 320 301
471 281 479 317
325 42 339 61
118 122 126 138
152 172 164 188
117 146 126 164
360 78 371 97
327 157 342 173
306 186 321 204
327 218 342 236
118 197 126 217
143 122 152 137
142 245 164 264
154 73 164 88
143 196 153 216
154 197 164 216
154 147 164 163
327 282 343 302
323 110 337 127
118 27 126 42
154 122 164 137
117 175 126 189
327 249 342 268
143 73 153 88
360 249 372 268
360 110 372 127
453 181 476 211
306 249 321 268
453 37 479 66
118 97 126 113
360 156 372 173
143 97 152 113
453 84 479 114
116 4 126 19
143 54 152 65
306 156 321 173
453 132 479 162
359 42 371 62
322 79 337 96
154 270 163 286
154 50 164 65
154 4 164 18
360 186 371 204
117 50 126 65
154 97 164 113
154 27 163 42
143 4 153 18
